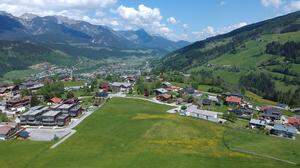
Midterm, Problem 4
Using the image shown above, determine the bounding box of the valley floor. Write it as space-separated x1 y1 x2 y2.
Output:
0 98 299 168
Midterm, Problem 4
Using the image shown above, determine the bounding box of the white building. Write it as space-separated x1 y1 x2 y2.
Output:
181 105 225 123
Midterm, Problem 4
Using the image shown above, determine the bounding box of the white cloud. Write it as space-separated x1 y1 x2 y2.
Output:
193 22 247 40
116 4 172 37
261 0 282 8
0 0 119 28
0 0 117 10
117 4 162 24
220 1 227 6
192 26 216 40
219 22 247 33
167 17 177 24
182 24 189 29
284 0 300 11
0 0 117 21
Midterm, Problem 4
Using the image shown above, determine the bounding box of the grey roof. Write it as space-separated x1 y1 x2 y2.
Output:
187 105 220 117
28 106 43 111
155 88 168 94
0 88 7 93
57 114 69 119
42 110 61 117
272 124 297 134
22 106 48 116
208 96 219 102
51 104 62 109
162 82 172 87
110 82 132 88
249 119 266 126
58 104 74 109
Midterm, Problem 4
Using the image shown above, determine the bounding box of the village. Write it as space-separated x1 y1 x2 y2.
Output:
0 63 300 142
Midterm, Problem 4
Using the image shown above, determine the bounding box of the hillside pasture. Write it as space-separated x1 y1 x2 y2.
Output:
0 98 299 168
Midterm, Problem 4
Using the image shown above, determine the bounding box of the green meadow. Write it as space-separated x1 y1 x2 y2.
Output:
0 98 299 168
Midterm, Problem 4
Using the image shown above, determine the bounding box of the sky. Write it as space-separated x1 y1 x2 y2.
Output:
0 0 299 42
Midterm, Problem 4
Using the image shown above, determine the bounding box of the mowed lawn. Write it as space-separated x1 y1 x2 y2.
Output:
0 98 299 168
224 129 300 164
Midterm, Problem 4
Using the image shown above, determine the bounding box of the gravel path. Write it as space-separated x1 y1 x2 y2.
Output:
50 130 77 149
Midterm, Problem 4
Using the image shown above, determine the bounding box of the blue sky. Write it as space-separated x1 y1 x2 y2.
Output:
0 0 299 41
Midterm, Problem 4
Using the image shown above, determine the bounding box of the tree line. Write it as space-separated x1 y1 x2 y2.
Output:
239 72 300 107
266 41 300 63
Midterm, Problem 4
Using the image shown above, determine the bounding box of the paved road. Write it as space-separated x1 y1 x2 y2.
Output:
112 95 179 107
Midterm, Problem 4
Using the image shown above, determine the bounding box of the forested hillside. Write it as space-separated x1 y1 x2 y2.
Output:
0 41 75 76
155 11 300 106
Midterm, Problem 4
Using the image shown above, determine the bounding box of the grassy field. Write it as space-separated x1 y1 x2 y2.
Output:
202 104 228 113
0 69 39 82
63 80 85 87
224 129 300 164
0 98 299 168
245 91 277 106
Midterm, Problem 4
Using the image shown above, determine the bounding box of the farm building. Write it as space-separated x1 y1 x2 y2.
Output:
229 108 253 119
261 108 282 121
100 83 110 92
176 98 185 105
208 95 219 102
201 99 212 106
6 96 31 109
288 116 300 130
165 86 181 92
270 124 298 139
0 122 20 140
110 82 132 92
20 81 44 91
156 94 172 102
249 119 267 129
161 82 172 88
182 105 224 123
154 88 168 95
50 97 63 104
96 92 109 99
181 87 195 95
225 96 241 106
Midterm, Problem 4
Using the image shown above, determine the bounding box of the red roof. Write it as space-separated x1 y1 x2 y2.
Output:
103 88 109 92
0 125 12 135
288 117 300 125
159 94 172 99
100 83 110 89
226 96 241 104
260 106 273 111
166 86 181 91
50 97 63 104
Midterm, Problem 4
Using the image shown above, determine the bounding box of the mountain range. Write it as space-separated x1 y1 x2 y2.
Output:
0 11 190 76
0 11 189 52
